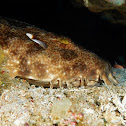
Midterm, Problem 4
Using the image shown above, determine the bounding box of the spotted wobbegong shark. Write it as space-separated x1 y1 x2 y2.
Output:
0 18 118 88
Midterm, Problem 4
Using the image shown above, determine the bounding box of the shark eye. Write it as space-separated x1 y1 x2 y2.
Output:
26 33 47 49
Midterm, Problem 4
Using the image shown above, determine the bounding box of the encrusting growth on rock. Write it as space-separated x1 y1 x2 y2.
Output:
0 18 118 88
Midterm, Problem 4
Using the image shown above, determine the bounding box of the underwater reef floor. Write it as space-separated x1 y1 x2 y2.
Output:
0 68 126 126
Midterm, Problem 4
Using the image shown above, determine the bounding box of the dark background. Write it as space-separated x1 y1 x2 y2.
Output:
0 1 126 67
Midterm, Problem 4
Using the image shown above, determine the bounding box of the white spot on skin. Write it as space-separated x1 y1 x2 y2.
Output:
13 59 19 64
4 50 9 54
58 65 62 68
7 63 13 66
7 63 10 66
35 73 37 76
38 73 41 76
16 60 19 64
63 72 66 75
27 60 31 65
13 69 17 73
46 70 49 73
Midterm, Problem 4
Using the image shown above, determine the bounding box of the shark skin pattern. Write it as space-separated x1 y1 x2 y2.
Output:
0 18 118 88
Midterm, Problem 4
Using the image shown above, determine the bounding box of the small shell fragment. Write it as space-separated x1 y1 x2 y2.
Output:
32 39 47 49
26 33 47 49
26 33 33 39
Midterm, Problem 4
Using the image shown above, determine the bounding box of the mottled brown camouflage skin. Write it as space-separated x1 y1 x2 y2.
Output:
0 18 118 88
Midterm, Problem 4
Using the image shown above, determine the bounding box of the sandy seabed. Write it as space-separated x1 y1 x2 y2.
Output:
0 68 126 126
